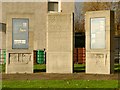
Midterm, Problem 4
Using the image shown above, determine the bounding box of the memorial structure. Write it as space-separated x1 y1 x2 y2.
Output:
1 1 74 73
47 13 74 73
6 14 34 73
85 10 115 74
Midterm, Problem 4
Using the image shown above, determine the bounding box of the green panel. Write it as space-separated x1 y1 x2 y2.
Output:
37 60 44 64
37 52 44 55
37 55 44 58
37 58 44 61
37 50 44 64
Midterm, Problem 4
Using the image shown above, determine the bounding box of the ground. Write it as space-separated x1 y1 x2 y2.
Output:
2 72 118 80
1 64 120 88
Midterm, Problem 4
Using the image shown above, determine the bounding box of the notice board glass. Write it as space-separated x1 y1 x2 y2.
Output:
90 18 106 49
12 18 29 49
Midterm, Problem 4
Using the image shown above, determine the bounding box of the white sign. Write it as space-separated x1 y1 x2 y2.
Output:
91 18 106 49
14 40 26 44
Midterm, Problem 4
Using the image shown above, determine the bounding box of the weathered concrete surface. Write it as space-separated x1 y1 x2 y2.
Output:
7 53 33 73
85 10 115 74
6 13 34 73
47 13 74 73
2 2 74 50
0 23 6 49
2 2 47 50
0 1 2 22
1 2 74 73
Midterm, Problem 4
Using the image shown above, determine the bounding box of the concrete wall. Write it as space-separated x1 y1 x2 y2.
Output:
85 10 115 74
6 13 34 73
47 13 74 73
2 2 74 50
2 2 48 50
2 2 74 73
0 23 6 49
0 2 2 22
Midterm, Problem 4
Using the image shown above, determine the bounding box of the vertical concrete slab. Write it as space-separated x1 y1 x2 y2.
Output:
0 23 6 49
85 10 115 74
6 13 34 73
2 2 74 50
47 13 74 73
0 1 2 22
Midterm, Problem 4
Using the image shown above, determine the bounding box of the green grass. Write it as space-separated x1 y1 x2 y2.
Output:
1 64 119 88
34 64 46 73
2 80 118 88
114 63 120 72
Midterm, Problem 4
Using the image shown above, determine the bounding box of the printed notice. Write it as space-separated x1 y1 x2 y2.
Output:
14 40 26 44
90 18 106 49
12 18 29 49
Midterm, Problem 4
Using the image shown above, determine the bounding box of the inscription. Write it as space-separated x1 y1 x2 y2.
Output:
91 53 104 58
9 53 31 64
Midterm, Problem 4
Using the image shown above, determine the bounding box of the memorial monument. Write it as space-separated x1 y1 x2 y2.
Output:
6 14 34 73
85 10 115 74
46 13 74 73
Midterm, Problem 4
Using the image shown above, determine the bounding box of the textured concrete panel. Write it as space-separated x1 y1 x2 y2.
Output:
2 2 75 73
7 53 33 73
6 13 34 73
85 10 115 74
86 52 111 74
47 13 73 73
0 23 6 49
2 2 74 50
47 52 73 73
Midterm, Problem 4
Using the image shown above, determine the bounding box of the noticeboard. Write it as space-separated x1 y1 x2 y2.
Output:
90 18 106 49
12 18 29 49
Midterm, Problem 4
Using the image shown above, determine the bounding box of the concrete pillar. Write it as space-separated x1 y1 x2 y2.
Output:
47 13 74 73
6 13 34 73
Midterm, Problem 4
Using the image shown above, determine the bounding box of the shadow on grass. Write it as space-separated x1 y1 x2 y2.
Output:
74 66 85 73
34 69 46 73
114 63 120 73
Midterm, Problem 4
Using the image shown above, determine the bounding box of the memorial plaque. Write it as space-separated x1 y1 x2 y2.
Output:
12 18 29 49
90 18 106 49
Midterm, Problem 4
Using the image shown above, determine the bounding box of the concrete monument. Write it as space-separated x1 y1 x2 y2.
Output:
6 14 34 73
47 13 74 73
85 10 115 74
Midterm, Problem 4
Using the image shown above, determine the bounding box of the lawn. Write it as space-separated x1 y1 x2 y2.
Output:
2 80 118 88
1 64 120 88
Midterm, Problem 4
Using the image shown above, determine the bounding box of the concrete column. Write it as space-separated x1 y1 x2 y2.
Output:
47 13 74 73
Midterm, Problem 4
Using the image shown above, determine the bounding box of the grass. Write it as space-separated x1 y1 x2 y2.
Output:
2 80 118 88
1 63 120 88
114 63 120 72
34 64 46 73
